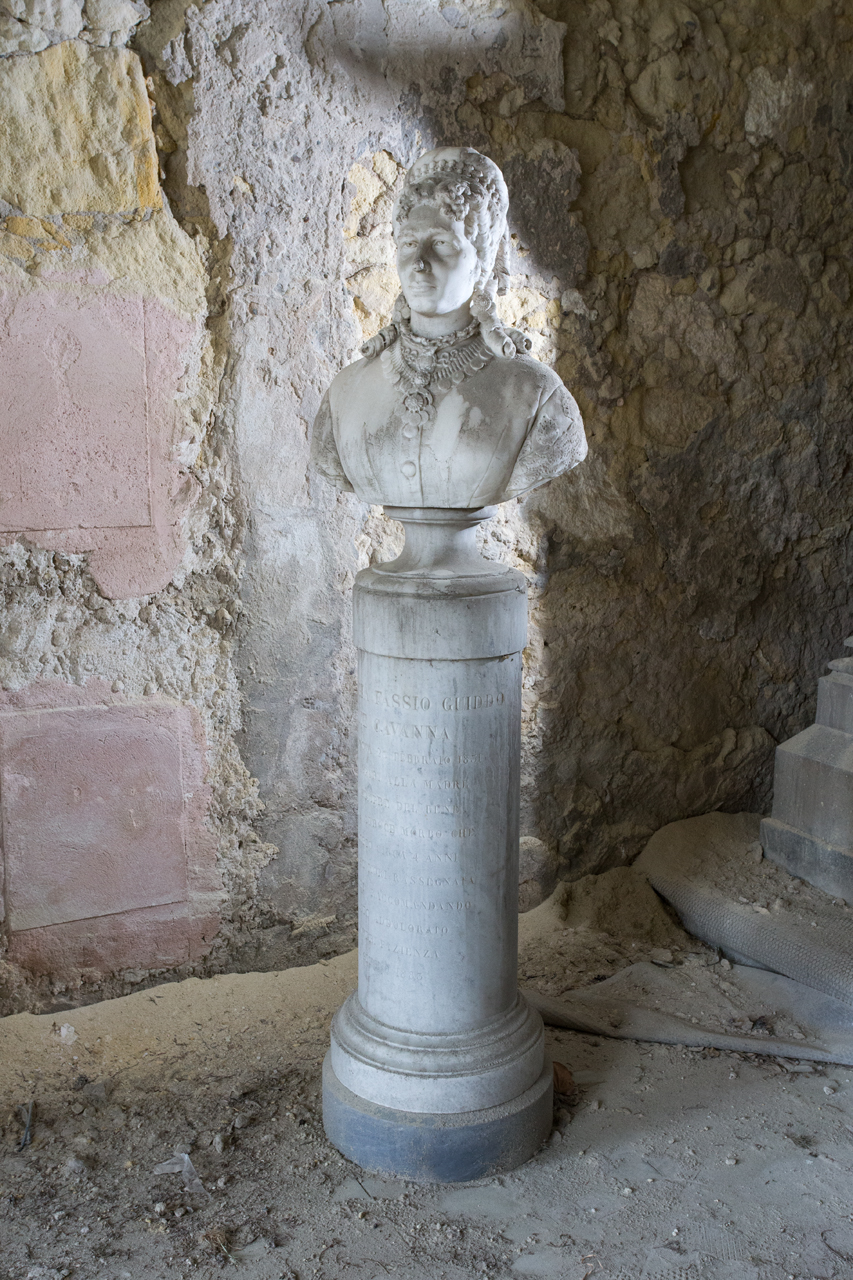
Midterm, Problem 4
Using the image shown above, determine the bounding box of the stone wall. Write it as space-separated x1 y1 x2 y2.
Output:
0 0 850 1006
0 6 272 1011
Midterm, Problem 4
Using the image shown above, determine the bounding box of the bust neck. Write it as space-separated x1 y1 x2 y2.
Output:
398 315 480 353
409 301 473 337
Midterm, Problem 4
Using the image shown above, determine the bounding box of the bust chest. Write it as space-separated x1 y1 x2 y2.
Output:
329 348 544 508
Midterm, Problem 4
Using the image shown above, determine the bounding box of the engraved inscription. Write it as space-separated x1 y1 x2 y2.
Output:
370 719 451 740
370 690 505 713
365 793 460 816
372 747 459 765
358 650 520 1002
374 918 450 934
373 690 431 710
441 693 505 711
373 891 475 911
367 936 440 959
363 866 476 888
363 815 474 839
363 791 392 810
362 768 470 790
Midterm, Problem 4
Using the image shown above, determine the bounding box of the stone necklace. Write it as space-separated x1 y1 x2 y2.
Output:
382 317 492 433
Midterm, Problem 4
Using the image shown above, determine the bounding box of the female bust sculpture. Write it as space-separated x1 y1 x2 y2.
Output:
311 146 586 509
318 148 584 1178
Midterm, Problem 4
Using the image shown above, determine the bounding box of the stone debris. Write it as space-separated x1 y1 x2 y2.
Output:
151 1152 209 1198
552 1061 575 1095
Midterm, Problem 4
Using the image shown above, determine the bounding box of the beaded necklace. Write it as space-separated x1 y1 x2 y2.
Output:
382 318 492 431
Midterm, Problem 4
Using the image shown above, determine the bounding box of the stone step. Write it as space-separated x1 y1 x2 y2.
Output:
761 817 853 903
770 723 853 850
827 656 853 674
817 670 853 734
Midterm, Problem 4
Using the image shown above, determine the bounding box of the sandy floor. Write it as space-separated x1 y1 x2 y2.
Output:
2 874 852 1280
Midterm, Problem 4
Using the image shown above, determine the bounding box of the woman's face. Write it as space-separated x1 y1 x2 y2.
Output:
396 204 481 319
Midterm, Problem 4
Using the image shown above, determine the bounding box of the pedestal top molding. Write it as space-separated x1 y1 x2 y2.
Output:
311 146 587 1182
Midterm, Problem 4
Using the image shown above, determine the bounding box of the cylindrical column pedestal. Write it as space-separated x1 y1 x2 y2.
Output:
323 508 552 1181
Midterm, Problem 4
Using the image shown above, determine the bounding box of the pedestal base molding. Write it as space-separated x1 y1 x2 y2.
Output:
323 1054 553 1183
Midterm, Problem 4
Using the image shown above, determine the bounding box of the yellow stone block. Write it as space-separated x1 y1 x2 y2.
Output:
42 220 72 248
0 231 34 262
2 216 71 249
344 161 385 238
4 215 45 238
63 214 95 232
373 151 403 187
0 39 161 216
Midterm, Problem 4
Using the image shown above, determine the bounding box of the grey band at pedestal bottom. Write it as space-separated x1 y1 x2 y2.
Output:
323 1054 554 1183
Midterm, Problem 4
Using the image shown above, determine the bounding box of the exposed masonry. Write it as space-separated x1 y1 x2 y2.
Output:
0 0 851 1010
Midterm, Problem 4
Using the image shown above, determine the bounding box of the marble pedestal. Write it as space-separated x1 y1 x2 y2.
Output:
323 507 552 1181
762 637 853 903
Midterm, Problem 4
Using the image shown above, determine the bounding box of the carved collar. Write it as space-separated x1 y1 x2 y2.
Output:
381 318 492 428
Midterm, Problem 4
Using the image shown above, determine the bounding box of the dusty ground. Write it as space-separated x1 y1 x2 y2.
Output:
2 873 852 1280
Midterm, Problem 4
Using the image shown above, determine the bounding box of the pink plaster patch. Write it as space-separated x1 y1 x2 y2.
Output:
0 291 151 531
0 284 201 598
0 688 221 977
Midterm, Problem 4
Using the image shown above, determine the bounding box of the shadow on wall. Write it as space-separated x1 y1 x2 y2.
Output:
322 1 853 891
520 0 853 882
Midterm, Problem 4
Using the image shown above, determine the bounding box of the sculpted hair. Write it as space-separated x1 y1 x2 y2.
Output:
361 148 530 361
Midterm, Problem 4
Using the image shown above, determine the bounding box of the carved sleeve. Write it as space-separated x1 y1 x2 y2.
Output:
504 382 587 499
310 390 355 493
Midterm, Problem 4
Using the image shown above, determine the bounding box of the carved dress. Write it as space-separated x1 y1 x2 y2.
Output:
311 325 586 508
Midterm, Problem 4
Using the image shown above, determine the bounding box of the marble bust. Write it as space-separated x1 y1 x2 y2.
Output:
311 146 587 509
319 146 582 1179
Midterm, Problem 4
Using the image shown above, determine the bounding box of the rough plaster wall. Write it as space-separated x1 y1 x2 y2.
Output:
0 0 148 54
1 0 851 1001
0 5 272 1012
134 0 853 973
135 0 573 971
526 0 853 874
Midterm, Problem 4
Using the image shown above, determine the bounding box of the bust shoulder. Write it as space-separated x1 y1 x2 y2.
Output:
496 352 565 392
471 352 574 417
326 353 377 400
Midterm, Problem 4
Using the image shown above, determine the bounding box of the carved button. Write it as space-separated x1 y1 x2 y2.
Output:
402 424 418 439
401 461 417 478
